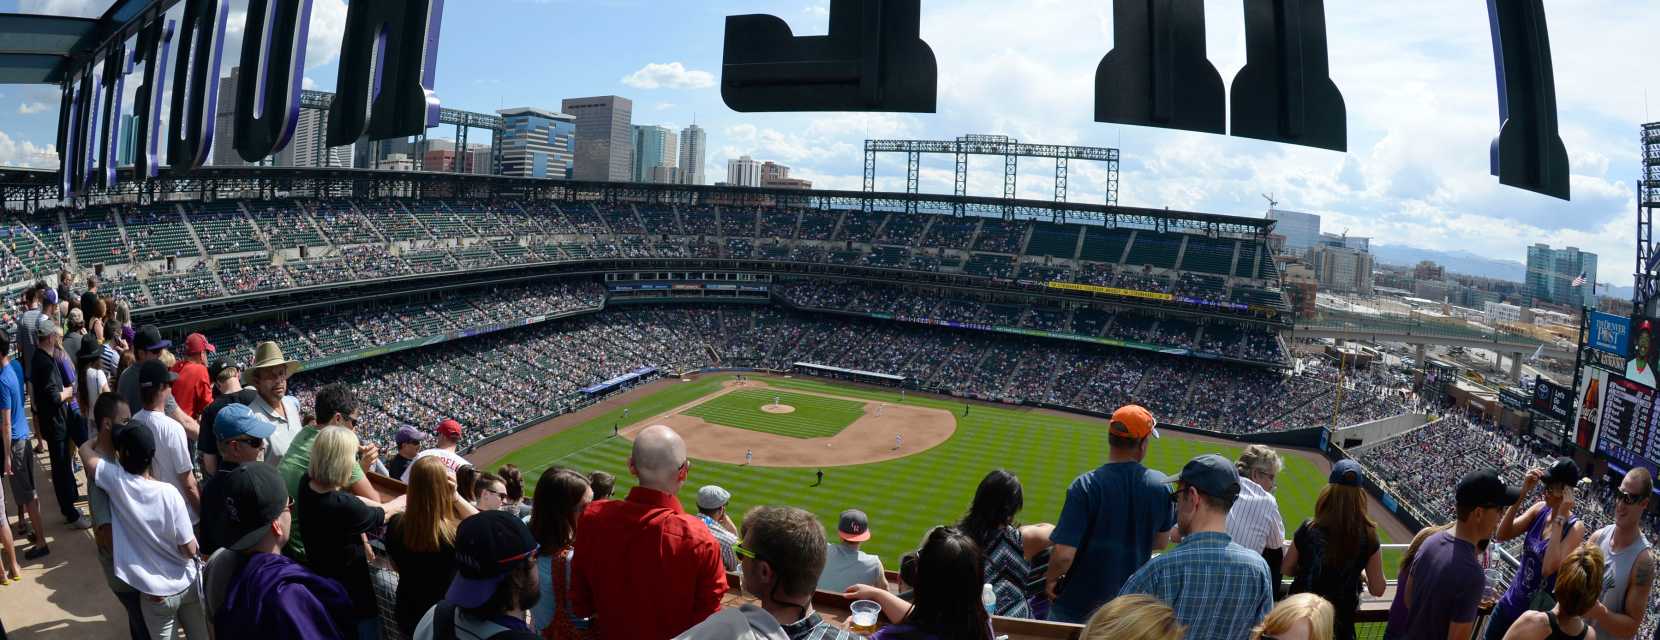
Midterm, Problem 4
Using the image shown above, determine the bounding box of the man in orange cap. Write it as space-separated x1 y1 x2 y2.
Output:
1042 404 1175 623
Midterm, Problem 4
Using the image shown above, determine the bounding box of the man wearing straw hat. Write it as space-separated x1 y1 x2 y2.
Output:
242 341 304 466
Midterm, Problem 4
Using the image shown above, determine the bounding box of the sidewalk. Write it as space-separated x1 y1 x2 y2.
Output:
3 444 127 639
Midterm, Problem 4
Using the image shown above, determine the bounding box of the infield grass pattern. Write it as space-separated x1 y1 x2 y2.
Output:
684 389 865 439
497 375 1400 577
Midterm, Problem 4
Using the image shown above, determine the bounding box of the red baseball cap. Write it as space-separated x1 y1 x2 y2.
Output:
437 419 463 440
183 333 216 355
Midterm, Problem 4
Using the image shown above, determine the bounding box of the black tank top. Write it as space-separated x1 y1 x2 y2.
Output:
1546 612 1588 640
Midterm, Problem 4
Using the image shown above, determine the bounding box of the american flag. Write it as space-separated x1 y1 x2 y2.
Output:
1571 272 1587 287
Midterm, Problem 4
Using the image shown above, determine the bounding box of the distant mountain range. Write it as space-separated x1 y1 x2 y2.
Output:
1371 244 1526 282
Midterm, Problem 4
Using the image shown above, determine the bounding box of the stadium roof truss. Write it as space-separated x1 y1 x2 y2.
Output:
299 91 505 174
863 134 1120 218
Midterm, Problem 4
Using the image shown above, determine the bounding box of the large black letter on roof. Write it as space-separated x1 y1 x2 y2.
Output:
166 0 230 170
327 0 446 147
234 0 314 163
1230 0 1346 151
1486 0 1569 200
131 19 175 179
721 0 936 113
1094 0 1224 134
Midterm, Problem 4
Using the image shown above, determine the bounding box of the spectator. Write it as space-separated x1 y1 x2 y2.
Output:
198 360 256 475
243 341 304 465
1501 543 1606 640
497 464 531 519
299 426 399 640
474 472 508 511
80 275 101 321
695 485 741 572
1228 445 1287 594
77 418 209 640
278 383 379 560
62 308 85 371
528 468 592 635
411 511 542 640
678 505 860 640
399 418 470 482
1 333 50 559
1490 458 1590 640
1383 522 1455 640
1080 594 1186 640
1252 593 1336 640
1588 467 1654 640
588 471 615 501
204 461 353 640
76 335 109 430
201 403 274 555
116 325 200 441
30 318 90 529
457 465 479 505
385 456 479 637
571 424 727 639
845 526 995 640
81 393 146 640
1044 405 1174 623
171 333 214 423
957 469 1053 619
131 359 201 523
16 284 40 381
1121 453 1274 640
1400 469 1520 640
1283 460 1385 640
385 426 428 484
817 509 888 592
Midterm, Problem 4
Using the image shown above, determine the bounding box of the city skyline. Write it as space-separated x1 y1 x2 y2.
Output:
0 0 1652 285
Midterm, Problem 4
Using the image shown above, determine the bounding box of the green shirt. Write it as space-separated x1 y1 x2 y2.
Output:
278 427 366 561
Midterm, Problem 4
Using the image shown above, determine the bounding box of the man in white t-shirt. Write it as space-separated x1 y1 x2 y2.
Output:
399 419 470 482
133 360 200 523
78 418 210 640
242 341 303 466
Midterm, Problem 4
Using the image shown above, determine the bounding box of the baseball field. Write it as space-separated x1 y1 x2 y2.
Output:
486 373 1405 575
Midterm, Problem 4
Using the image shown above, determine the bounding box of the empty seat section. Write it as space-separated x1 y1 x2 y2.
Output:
1124 232 1181 269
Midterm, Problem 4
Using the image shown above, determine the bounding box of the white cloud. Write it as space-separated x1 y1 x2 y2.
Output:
620 62 716 90
17 102 50 116
305 0 349 70
15 0 107 18
0 131 59 169
303 76 318 91
655 102 676 111
804 3 829 18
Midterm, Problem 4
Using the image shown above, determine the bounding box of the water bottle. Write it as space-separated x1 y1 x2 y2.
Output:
982 582 997 615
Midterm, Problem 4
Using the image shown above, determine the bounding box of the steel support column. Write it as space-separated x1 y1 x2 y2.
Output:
1054 157 1068 205
862 141 876 213
1002 144 1017 219
905 150 920 215
953 147 968 216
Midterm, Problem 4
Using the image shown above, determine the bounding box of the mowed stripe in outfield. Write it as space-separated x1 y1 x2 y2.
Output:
683 389 865 439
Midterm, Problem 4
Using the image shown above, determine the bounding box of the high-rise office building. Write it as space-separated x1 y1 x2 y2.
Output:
632 125 678 183
760 161 812 189
560 96 633 181
212 68 248 166
279 107 354 168
1526 243 1597 307
1267 208 1321 255
1310 244 1374 294
679 123 706 185
117 114 136 166
497 107 576 178
726 155 761 187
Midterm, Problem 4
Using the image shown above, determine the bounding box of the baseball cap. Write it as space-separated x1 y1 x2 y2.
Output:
1456 469 1523 510
183 333 216 355
74 334 101 364
42 289 57 306
437 419 463 440
208 359 239 383
120 325 136 345
445 511 540 608
215 403 274 441
1108 405 1159 439
112 420 156 473
1543 457 1581 486
696 485 731 510
138 359 178 389
217 463 289 552
1329 459 1364 487
35 316 60 339
1155 453 1242 501
395 426 430 446
837 509 872 542
135 325 170 351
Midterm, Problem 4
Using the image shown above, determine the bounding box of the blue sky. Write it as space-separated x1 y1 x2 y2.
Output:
1 0 1655 285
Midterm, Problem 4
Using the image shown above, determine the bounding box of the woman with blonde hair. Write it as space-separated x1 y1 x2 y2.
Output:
1501 543 1605 640
1081 594 1186 640
1284 462 1385 640
1253 593 1336 640
297 426 401 640
384 455 477 637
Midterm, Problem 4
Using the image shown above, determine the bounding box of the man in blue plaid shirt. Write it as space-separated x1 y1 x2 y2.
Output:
1120 454 1274 640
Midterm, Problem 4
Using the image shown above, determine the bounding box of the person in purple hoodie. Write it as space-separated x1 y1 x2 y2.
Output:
202 462 353 640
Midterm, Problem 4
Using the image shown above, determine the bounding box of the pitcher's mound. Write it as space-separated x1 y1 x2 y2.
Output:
761 404 796 414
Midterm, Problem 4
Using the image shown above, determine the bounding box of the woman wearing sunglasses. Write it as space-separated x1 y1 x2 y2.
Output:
1488 459 1590 640
1251 593 1335 640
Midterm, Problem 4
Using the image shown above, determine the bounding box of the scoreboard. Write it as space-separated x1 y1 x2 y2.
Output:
1598 376 1660 475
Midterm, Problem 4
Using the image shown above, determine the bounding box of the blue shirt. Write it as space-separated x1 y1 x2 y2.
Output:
1050 461 1176 616
2 360 26 440
1120 531 1274 640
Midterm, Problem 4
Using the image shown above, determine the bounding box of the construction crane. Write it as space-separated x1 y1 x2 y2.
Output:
1262 193 1278 210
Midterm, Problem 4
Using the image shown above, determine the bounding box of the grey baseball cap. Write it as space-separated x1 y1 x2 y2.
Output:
1154 453 1242 501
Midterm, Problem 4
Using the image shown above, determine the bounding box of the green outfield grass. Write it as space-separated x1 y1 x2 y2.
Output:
497 375 1402 576
684 388 866 439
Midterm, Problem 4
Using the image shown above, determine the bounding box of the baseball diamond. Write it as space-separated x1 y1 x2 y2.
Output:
684 388 866 439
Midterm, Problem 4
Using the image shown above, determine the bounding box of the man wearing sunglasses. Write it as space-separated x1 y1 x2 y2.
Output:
1587 467 1654 640
678 505 858 640
199 403 275 557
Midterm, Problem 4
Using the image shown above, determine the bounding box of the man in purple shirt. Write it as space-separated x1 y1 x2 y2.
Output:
1395 468 1519 640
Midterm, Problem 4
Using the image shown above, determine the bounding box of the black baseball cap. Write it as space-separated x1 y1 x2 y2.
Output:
112 420 155 474
1543 457 1581 486
445 511 539 608
138 359 178 389
216 463 289 552
135 325 170 352
1155 453 1242 501
1456 469 1523 509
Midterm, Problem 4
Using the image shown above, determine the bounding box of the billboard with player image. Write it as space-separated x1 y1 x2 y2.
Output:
1625 316 1657 389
